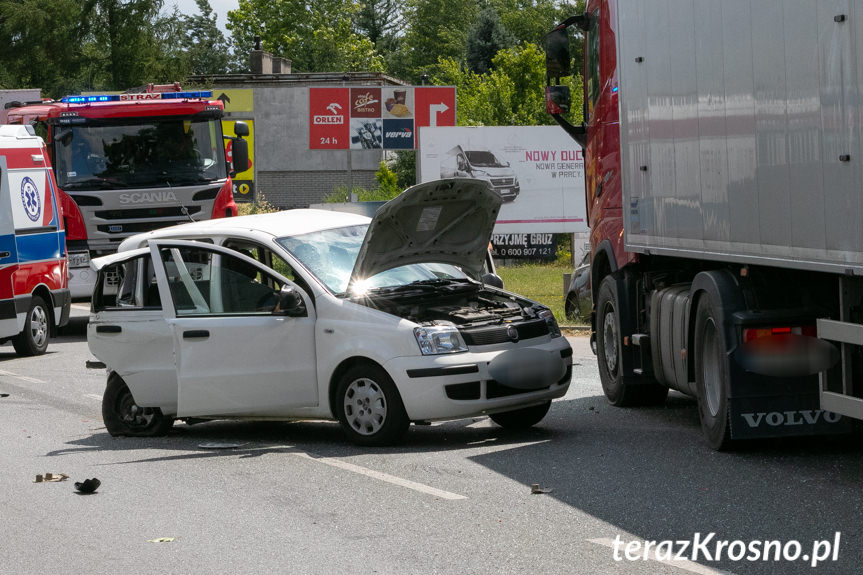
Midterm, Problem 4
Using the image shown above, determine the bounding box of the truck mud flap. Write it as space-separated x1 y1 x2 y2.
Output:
729 393 850 439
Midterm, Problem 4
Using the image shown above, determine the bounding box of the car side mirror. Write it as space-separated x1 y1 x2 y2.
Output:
230 137 249 177
233 121 250 137
482 273 504 289
278 286 306 317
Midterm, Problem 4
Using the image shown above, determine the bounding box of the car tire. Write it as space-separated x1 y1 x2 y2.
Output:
596 275 668 407
565 293 578 320
335 364 409 446
693 296 734 450
102 373 173 437
489 401 551 429
12 295 50 356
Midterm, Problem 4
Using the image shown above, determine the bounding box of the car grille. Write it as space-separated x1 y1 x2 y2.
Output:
94 206 202 220
460 319 549 346
490 177 516 187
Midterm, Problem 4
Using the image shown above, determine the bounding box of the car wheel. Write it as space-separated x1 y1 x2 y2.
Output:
12 295 50 356
489 401 551 429
693 296 734 450
565 293 578 320
102 373 173 437
335 364 409 446
596 275 667 407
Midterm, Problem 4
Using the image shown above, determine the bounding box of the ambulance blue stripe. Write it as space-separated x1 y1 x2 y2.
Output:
0 233 17 262
15 232 62 262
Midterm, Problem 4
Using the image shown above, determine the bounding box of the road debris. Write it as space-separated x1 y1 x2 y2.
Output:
531 483 553 495
148 537 175 543
74 478 101 494
0 393 9 398
34 473 69 483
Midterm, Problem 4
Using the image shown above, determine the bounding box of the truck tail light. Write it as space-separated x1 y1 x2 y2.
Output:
742 325 817 343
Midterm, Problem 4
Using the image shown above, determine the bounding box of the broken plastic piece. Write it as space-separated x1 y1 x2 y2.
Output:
0 393 9 398
147 537 175 543
74 477 101 494
34 473 69 483
530 483 553 494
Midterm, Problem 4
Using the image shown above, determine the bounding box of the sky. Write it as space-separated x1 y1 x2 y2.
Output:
166 0 239 35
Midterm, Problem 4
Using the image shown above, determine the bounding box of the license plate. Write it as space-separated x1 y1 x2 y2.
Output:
499 188 510 195
68 252 90 268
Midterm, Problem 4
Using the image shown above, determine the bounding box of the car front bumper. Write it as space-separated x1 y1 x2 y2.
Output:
385 336 572 422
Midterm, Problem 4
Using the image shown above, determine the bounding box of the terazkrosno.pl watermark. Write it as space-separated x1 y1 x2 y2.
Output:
611 532 841 568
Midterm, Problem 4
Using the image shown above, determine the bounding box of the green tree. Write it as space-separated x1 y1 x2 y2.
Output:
0 0 85 95
180 0 232 75
465 6 515 74
227 0 384 73
78 0 188 89
354 0 403 52
395 0 478 81
433 43 583 128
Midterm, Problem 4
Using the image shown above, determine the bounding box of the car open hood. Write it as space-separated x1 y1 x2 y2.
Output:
348 178 502 290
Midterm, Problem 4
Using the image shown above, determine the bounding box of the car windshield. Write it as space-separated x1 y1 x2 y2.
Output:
53 117 227 190
276 224 469 295
464 151 503 167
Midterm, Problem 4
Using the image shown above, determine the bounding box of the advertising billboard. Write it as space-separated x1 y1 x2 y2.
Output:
418 126 587 233
309 87 456 150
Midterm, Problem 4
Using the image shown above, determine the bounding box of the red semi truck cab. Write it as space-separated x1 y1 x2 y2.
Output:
7 84 248 298
545 1 863 449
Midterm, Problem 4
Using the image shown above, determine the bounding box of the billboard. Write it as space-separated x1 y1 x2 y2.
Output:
418 126 587 233
309 86 456 150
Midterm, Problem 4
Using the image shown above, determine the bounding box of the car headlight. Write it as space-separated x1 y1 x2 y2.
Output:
414 325 468 355
538 309 562 338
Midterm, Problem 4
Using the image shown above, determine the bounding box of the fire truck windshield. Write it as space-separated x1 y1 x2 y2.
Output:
53 117 227 191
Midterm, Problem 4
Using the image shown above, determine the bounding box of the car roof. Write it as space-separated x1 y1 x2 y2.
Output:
121 208 371 249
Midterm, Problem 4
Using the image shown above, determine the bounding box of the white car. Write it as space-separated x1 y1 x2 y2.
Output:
88 179 572 445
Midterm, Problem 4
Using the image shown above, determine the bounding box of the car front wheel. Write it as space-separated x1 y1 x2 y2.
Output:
102 373 173 437
13 295 50 356
489 401 551 429
335 364 409 446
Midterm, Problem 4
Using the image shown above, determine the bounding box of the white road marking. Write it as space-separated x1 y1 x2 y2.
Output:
587 538 736 575
84 394 102 402
0 369 45 385
294 452 467 500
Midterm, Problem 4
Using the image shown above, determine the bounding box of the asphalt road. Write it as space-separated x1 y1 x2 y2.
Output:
1 306 862 575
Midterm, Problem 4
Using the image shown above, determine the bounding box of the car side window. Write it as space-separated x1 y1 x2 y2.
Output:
223 240 314 301
160 245 284 316
93 255 161 311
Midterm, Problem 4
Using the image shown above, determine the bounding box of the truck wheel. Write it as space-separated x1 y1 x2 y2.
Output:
597 275 668 407
693 296 734 450
102 373 173 437
12 295 50 356
335 364 409 446
489 401 551 429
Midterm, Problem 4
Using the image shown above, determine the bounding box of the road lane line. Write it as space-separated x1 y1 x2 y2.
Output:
587 538 736 575
15 376 45 384
83 394 102 402
294 452 467 500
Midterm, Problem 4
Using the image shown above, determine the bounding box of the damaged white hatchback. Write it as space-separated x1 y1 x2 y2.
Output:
88 179 572 445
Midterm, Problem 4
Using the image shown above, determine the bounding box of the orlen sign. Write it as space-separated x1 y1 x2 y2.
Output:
309 88 349 149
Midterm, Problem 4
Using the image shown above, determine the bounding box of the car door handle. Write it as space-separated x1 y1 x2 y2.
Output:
183 330 210 339
96 325 122 333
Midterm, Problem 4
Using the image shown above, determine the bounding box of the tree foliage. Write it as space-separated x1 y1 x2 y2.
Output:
465 7 515 75
180 0 232 75
227 0 384 73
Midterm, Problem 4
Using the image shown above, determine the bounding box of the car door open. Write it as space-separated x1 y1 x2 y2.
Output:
149 240 319 417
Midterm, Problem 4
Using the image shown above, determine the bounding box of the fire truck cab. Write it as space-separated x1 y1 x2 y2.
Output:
6 84 247 298
0 125 70 355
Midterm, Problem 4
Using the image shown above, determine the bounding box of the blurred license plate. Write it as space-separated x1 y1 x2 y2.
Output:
68 252 90 268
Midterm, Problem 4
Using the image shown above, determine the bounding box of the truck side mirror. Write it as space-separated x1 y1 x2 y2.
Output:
233 121 250 137
230 137 249 177
546 85 572 114
544 28 572 78
278 285 306 317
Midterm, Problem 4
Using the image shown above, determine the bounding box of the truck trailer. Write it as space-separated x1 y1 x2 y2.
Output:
5 84 249 298
545 0 862 448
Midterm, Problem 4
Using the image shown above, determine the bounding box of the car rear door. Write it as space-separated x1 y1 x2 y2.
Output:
150 240 319 417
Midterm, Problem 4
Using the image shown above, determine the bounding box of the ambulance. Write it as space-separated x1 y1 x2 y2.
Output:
0 125 70 355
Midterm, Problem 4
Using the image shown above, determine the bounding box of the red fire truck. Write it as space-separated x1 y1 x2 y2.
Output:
6 83 249 298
